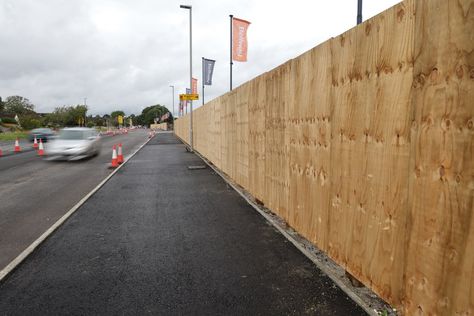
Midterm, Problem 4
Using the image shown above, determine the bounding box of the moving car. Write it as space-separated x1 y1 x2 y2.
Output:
45 127 101 160
28 128 55 142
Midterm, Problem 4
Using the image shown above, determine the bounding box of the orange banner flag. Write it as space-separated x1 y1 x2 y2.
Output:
232 17 251 62
192 77 198 94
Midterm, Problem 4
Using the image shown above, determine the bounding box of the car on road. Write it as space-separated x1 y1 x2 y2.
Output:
28 128 55 142
45 127 101 160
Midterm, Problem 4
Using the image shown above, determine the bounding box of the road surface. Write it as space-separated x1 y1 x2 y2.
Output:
0 133 366 315
0 129 149 270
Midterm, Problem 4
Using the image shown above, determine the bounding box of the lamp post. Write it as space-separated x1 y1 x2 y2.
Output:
169 85 175 119
357 0 363 25
180 4 193 152
83 97 87 127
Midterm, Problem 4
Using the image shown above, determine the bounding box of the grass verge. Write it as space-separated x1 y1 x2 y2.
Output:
0 131 29 141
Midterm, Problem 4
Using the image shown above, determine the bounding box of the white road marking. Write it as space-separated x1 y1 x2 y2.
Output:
0 136 153 282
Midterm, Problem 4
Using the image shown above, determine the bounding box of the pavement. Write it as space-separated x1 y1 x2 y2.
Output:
0 132 366 315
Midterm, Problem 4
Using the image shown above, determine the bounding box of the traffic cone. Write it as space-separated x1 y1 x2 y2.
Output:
33 137 39 149
109 145 118 168
148 131 152 138
117 143 123 164
0 147 3 157
14 138 21 152
38 139 44 156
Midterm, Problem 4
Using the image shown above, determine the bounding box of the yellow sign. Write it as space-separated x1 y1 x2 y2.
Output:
179 94 199 101
117 115 123 124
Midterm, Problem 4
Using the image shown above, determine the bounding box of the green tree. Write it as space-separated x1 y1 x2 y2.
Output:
137 105 169 126
0 96 4 113
4 96 35 115
44 105 88 127
110 110 125 127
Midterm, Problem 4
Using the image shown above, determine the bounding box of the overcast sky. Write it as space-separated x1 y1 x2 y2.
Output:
0 0 400 116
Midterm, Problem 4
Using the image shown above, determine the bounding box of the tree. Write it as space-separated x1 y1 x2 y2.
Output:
110 110 125 127
4 96 35 115
0 96 4 113
137 104 170 126
44 105 88 127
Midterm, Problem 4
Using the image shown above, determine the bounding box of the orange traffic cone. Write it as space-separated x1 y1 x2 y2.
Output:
117 143 123 164
33 137 39 149
14 138 21 152
109 145 118 168
38 139 44 156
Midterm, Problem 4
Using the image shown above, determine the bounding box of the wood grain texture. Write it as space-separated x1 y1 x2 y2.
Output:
288 41 332 249
404 0 474 315
174 1 473 314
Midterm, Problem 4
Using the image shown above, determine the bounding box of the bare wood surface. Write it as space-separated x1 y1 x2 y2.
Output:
175 1 473 313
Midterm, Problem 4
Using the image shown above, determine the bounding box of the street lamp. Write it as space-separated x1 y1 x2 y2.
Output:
357 0 363 25
169 85 175 119
180 4 193 152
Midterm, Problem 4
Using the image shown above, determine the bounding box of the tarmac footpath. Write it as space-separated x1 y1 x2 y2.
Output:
0 132 366 315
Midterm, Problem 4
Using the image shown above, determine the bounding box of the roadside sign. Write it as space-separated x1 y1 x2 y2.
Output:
179 94 199 101
117 115 123 124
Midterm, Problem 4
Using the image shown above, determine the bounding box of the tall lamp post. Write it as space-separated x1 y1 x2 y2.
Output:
169 85 175 119
180 4 193 152
357 0 363 25
83 97 87 127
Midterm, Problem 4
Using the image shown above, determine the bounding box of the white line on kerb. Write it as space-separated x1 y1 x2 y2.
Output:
0 135 153 282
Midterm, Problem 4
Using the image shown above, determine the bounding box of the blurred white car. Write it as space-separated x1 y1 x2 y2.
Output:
46 127 101 160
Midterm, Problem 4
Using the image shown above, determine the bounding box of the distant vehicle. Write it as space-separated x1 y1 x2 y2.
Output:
45 127 101 160
28 128 55 142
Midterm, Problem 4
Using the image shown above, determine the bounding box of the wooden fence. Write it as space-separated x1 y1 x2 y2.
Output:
175 0 473 314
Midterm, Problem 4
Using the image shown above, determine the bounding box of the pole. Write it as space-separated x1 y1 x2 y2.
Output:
83 97 87 127
189 7 193 152
357 0 363 25
169 85 175 120
202 57 205 105
180 4 193 151
230 14 233 91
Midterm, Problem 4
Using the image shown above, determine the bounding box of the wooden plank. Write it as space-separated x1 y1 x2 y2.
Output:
248 75 267 201
236 82 250 188
173 1 473 313
288 40 332 249
264 64 290 219
404 0 474 314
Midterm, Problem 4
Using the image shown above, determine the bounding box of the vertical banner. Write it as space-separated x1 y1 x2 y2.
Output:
203 58 216 85
192 78 198 94
232 17 251 62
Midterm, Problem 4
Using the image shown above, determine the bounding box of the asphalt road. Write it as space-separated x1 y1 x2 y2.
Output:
0 129 149 270
0 133 366 315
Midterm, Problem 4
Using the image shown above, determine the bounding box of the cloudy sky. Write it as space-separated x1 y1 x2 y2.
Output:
0 0 400 116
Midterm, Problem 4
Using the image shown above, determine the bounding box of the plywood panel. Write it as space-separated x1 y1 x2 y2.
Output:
288 40 332 250
248 76 267 201
264 64 290 219
174 1 473 313
236 82 250 189
404 0 474 314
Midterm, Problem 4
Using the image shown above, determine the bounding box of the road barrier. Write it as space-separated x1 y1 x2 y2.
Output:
117 143 123 164
37 139 44 156
109 145 118 168
175 0 473 314
14 139 21 152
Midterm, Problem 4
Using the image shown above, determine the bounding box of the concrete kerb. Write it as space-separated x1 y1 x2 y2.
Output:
173 134 395 316
0 135 154 282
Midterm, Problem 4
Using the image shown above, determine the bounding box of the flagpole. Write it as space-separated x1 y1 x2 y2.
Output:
202 57 205 105
229 14 233 91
